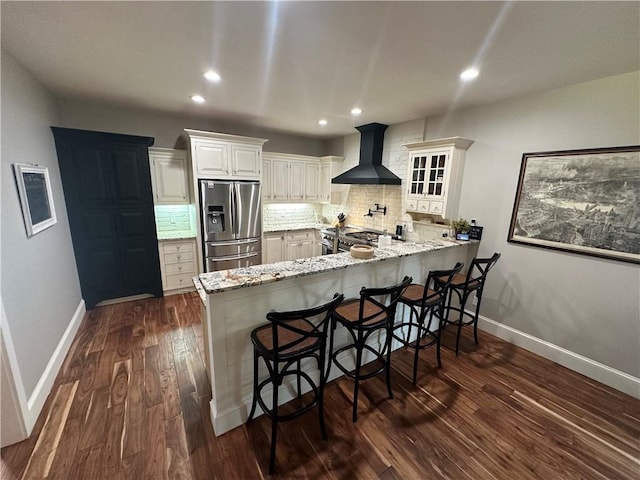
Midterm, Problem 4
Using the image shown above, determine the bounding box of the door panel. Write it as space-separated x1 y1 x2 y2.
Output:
52 127 162 308
76 145 110 203
112 147 149 202
200 180 235 242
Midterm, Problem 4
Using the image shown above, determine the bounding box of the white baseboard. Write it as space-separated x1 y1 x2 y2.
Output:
25 299 86 426
478 315 640 399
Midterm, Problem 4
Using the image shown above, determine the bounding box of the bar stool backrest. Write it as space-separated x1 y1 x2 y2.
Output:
266 293 345 355
422 262 464 306
355 276 413 326
465 252 501 292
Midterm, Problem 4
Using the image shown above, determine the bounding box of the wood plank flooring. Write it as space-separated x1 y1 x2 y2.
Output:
2 292 638 479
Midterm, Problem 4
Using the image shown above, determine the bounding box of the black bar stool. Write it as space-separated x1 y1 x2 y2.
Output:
437 252 501 355
246 292 345 474
393 262 463 384
327 276 412 422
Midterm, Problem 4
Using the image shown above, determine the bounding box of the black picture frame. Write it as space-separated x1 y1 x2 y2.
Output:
507 145 639 264
13 163 57 237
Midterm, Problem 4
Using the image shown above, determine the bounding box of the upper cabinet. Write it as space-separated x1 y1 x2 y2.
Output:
185 129 268 180
262 153 342 203
149 147 190 204
403 137 474 220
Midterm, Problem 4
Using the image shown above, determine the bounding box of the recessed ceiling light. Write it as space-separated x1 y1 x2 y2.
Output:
351 107 362 116
318 119 328 126
460 68 479 81
204 70 221 82
191 95 205 104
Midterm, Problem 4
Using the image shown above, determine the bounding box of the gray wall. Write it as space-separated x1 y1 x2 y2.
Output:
58 100 331 156
1 49 82 396
425 71 639 377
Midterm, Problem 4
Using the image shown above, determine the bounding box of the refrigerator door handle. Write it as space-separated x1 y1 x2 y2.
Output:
229 183 237 237
209 251 259 262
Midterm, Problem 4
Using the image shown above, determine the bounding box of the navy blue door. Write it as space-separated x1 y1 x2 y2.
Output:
52 128 162 308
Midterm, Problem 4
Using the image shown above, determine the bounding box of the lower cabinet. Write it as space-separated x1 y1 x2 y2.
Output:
263 229 321 264
158 239 198 293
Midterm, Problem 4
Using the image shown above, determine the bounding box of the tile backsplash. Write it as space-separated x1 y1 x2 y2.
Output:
263 203 322 230
155 204 196 233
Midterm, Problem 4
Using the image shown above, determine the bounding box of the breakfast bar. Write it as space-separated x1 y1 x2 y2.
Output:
194 239 477 435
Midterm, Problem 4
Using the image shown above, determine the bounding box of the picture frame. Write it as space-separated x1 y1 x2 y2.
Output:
508 145 639 264
13 163 57 237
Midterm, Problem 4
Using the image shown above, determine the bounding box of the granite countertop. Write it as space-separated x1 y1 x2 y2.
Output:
192 276 208 305
197 239 467 295
157 230 197 241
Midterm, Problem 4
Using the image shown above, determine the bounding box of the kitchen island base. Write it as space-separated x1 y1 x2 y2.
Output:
196 241 477 436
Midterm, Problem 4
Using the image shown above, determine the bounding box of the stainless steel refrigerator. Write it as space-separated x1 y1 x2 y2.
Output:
199 179 262 272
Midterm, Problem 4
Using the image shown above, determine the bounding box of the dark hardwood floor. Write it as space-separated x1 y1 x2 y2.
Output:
2 292 638 479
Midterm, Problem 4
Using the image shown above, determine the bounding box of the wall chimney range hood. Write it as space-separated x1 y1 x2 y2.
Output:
332 123 401 185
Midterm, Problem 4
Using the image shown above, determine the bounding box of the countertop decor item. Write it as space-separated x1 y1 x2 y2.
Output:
508 145 640 264
350 244 374 259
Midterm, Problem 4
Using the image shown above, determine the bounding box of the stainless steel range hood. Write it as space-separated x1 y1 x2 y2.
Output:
332 123 401 185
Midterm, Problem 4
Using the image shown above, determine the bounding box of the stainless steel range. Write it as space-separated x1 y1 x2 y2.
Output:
320 226 399 254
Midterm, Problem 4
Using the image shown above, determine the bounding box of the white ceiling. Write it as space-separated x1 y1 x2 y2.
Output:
2 1 638 139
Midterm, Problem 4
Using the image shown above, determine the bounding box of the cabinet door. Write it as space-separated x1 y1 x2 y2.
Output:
261 159 272 201
289 161 305 201
194 140 229 177
319 163 332 203
272 160 289 201
424 150 449 199
231 144 261 178
304 163 319 200
264 234 284 263
150 153 189 204
408 153 428 197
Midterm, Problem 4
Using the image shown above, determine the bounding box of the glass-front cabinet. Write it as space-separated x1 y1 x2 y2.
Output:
404 137 473 219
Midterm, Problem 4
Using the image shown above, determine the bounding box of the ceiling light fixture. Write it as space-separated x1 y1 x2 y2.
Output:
318 119 328 126
460 67 479 81
351 107 362 116
191 95 205 103
204 70 221 82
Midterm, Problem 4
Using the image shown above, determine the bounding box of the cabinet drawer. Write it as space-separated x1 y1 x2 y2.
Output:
164 262 196 275
285 230 314 241
163 250 195 265
417 200 430 213
407 198 418 211
164 272 195 290
161 241 195 254
428 201 444 214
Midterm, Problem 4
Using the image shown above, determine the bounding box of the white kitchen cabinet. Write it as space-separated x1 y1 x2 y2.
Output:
263 229 320 264
262 153 342 203
261 158 272 201
285 230 318 260
149 148 189 204
263 232 285 264
158 239 198 293
185 129 267 180
403 137 473 220
305 163 320 201
319 161 332 203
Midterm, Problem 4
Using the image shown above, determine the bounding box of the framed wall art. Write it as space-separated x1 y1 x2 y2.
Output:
508 145 639 264
13 163 57 237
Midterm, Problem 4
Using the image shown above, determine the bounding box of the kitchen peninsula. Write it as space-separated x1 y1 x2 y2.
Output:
194 239 478 435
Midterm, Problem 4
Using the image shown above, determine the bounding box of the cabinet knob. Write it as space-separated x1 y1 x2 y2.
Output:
177 255 181 260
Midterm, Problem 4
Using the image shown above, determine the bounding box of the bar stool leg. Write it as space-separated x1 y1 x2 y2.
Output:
455 292 467 356
385 324 394 399
247 350 259 422
352 335 363 423
296 359 302 399
412 312 422 385
269 370 279 475
472 288 484 345
435 307 443 368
